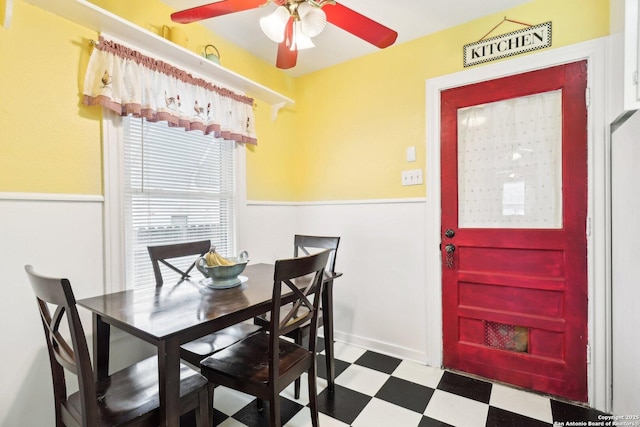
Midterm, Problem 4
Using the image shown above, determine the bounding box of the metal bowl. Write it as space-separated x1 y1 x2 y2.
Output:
200 258 248 280
196 251 249 288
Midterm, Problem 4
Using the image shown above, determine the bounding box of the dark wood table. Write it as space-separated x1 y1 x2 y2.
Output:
77 263 338 427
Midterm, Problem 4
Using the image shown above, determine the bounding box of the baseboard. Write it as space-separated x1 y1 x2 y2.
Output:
332 330 430 366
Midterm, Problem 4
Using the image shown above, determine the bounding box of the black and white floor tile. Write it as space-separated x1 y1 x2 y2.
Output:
187 339 609 427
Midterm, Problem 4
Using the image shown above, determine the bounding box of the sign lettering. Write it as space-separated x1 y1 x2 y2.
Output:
464 22 552 67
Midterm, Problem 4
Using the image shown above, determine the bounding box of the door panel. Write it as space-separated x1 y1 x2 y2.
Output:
440 61 588 402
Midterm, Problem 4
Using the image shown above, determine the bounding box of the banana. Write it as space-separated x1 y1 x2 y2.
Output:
205 247 235 266
214 252 235 266
205 250 217 266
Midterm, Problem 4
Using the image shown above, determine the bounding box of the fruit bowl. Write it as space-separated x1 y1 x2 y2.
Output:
196 251 249 288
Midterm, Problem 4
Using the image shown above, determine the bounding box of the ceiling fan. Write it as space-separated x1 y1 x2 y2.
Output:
171 0 398 69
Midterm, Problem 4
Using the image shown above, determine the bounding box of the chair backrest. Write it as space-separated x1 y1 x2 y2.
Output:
269 250 331 381
24 265 98 427
293 235 340 275
147 240 211 286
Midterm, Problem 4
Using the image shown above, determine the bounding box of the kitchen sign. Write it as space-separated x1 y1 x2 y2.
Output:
464 21 552 67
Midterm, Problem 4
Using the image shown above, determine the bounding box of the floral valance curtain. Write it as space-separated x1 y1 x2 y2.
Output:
83 36 257 144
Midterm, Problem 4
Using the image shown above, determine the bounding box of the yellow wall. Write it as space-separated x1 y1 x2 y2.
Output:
0 1 101 194
89 0 300 201
291 0 609 201
0 0 297 197
0 0 608 200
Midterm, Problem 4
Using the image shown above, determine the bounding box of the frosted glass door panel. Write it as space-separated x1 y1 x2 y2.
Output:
457 90 562 229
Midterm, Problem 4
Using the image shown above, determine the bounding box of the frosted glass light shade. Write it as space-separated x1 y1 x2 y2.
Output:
259 6 289 43
292 20 315 50
297 2 326 38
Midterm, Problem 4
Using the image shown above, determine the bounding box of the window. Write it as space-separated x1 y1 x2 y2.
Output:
111 116 238 289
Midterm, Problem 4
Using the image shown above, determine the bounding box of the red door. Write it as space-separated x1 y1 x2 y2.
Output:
440 61 588 402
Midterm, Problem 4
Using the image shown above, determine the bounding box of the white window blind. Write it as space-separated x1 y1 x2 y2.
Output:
123 117 236 288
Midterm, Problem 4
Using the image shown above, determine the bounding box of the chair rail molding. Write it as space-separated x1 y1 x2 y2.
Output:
246 197 427 207
0 192 104 202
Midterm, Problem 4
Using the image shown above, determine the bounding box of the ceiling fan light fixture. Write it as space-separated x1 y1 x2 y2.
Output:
296 2 327 38
173 0 397 69
292 20 315 50
259 5 289 43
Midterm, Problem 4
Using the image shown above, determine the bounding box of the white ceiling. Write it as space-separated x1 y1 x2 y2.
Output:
161 0 534 77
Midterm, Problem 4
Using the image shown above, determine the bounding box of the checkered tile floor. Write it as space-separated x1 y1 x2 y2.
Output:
185 339 608 427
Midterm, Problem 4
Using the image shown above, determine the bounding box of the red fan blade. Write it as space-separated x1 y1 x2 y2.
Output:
276 17 297 69
323 2 397 49
171 0 266 24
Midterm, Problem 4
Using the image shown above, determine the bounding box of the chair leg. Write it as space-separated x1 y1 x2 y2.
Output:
324 335 334 393
322 283 336 392
206 383 215 427
294 378 301 400
294 329 304 399
193 385 213 427
269 394 281 427
307 367 319 427
255 316 267 410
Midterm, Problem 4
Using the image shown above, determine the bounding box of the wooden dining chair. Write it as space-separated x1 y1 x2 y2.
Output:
254 235 341 398
147 240 210 287
147 240 261 367
148 241 259 426
200 249 331 427
24 265 210 427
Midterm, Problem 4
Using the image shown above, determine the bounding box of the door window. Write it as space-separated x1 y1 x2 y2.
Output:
457 90 563 229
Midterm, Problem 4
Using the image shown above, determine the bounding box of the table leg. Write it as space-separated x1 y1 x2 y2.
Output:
158 337 182 427
322 280 336 391
92 314 110 381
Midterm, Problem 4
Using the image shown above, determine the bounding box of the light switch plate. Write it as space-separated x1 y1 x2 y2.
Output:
406 146 416 162
402 169 423 186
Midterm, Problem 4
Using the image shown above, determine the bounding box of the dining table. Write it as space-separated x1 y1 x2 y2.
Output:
77 262 339 427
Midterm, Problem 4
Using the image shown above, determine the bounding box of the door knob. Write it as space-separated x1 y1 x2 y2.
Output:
445 244 456 253
445 228 455 238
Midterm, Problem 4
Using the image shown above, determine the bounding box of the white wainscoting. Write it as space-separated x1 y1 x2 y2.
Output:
0 194 431 426
242 198 430 363
0 194 154 427
0 194 105 426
